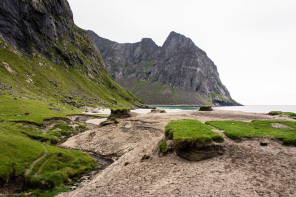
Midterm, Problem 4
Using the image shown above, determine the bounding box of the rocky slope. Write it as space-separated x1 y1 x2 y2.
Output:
0 0 141 107
89 30 240 106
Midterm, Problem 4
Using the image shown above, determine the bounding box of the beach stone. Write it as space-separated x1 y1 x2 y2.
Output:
49 108 61 111
140 155 150 161
150 109 166 113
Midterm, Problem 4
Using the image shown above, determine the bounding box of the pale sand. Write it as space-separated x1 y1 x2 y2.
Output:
131 109 188 114
58 110 296 197
85 118 108 125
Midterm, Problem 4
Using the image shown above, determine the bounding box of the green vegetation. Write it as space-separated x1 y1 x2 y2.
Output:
132 80 149 94
75 123 88 132
199 105 213 111
143 60 154 72
158 141 167 155
165 119 224 149
27 144 96 189
0 95 97 195
0 122 96 190
0 95 81 125
170 86 178 100
268 111 296 120
0 36 141 109
210 93 231 102
0 9 141 196
206 120 296 145
0 122 45 183
151 109 166 113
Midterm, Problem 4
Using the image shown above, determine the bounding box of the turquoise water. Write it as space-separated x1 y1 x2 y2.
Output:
149 105 296 113
150 106 200 110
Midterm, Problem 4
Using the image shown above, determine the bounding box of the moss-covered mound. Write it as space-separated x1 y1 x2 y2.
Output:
268 111 296 120
199 105 213 111
109 107 131 119
165 119 224 149
206 120 296 145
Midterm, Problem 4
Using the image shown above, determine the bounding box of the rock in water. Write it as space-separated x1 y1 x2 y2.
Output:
89 30 240 106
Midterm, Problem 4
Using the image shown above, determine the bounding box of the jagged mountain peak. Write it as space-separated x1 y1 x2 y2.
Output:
140 38 158 47
162 31 195 50
89 30 240 106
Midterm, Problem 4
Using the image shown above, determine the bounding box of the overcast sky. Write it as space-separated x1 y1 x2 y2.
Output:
68 0 296 105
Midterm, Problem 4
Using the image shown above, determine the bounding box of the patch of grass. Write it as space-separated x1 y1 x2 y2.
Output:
0 95 81 125
0 122 44 183
28 185 70 197
132 80 149 94
0 122 96 192
159 141 167 155
75 124 88 132
47 120 74 138
210 93 231 102
206 120 296 145
268 111 296 120
165 119 224 149
27 144 97 189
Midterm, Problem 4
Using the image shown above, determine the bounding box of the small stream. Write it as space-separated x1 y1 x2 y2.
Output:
68 152 114 190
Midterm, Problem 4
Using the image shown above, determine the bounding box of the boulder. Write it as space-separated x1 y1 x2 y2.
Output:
199 105 213 111
109 108 131 119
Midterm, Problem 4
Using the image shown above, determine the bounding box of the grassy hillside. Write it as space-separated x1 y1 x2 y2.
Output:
0 96 98 196
0 36 141 108
116 78 212 105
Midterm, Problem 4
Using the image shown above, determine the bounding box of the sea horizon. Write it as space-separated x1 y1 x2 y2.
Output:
151 105 296 113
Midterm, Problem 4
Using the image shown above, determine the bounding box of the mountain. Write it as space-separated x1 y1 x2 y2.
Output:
0 0 141 108
88 30 240 106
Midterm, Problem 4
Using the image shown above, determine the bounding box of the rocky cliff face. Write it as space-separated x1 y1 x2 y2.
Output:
89 30 239 106
0 0 141 107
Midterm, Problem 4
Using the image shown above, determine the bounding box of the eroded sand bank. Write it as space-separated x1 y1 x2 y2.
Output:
58 110 296 197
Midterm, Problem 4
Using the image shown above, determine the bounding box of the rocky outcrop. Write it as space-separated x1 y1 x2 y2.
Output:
0 0 141 107
0 0 100 68
89 30 240 106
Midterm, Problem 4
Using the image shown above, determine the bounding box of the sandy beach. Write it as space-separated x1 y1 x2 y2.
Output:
58 110 296 197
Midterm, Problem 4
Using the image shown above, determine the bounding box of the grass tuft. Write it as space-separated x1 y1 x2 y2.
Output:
268 111 296 120
165 119 224 149
158 141 167 155
206 120 296 145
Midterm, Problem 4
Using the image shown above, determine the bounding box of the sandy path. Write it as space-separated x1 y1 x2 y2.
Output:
24 144 47 177
58 110 296 197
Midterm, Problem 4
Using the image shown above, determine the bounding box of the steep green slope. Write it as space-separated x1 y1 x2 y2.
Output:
0 0 141 195
0 0 141 108
0 36 141 108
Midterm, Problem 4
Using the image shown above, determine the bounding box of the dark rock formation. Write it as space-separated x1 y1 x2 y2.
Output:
89 30 240 106
0 0 100 68
0 0 141 107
